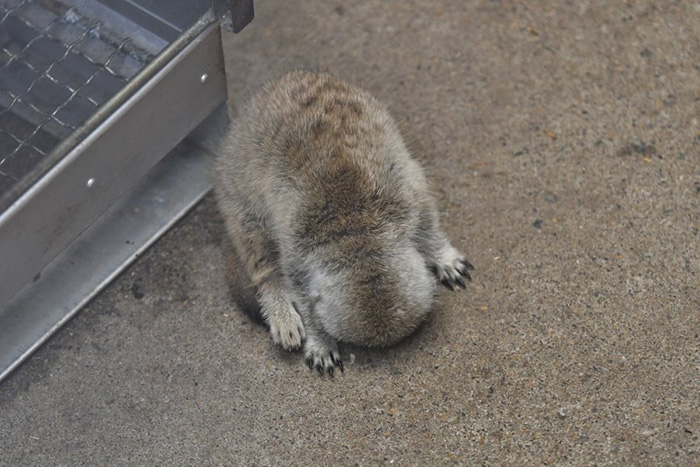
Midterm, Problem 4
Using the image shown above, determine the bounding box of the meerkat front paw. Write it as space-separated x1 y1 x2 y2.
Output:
267 302 306 351
431 245 474 290
304 335 343 377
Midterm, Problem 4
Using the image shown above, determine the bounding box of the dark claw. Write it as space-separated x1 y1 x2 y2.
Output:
460 259 475 271
316 365 324 376
327 366 334 377
330 353 344 373
456 263 473 281
455 276 465 288
441 278 454 290
306 357 314 370
459 269 472 282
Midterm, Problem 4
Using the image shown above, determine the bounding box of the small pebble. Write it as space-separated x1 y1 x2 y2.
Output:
543 192 558 203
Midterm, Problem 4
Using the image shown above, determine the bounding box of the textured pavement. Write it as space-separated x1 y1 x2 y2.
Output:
1 1 699 465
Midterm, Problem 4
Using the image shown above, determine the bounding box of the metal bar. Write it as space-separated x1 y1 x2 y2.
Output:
0 0 153 189
0 8 216 213
0 139 213 382
228 0 254 33
212 0 254 34
59 0 169 56
0 20 227 308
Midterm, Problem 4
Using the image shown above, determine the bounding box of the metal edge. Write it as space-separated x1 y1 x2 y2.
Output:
0 20 227 306
0 141 213 383
0 8 217 213
60 0 171 55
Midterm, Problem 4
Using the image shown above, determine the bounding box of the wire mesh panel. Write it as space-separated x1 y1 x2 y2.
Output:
0 0 154 194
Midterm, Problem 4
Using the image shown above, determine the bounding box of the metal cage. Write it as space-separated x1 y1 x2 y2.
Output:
0 0 252 382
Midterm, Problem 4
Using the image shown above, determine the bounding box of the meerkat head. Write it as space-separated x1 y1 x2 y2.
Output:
305 239 436 347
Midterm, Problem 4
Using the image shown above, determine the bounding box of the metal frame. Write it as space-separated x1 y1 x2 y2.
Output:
0 0 155 197
0 0 254 383
0 13 227 307
0 137 212 382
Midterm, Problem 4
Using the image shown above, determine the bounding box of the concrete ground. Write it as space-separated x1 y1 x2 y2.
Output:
1 0 699 465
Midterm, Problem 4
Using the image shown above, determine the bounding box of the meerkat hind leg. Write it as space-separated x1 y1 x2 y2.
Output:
230 219 306 350
257 280 306 350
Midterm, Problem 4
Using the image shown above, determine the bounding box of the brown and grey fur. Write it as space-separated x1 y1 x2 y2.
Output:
215 71 472 375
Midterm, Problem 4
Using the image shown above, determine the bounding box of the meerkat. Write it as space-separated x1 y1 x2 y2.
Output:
215 71 472 375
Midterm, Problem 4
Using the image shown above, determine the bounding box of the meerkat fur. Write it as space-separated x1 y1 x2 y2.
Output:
215 71 472 375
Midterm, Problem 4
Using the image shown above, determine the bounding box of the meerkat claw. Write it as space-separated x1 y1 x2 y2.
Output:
460 259 475 271
331 353 344 373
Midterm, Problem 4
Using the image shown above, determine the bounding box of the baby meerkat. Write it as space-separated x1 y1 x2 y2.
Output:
215 71 472 375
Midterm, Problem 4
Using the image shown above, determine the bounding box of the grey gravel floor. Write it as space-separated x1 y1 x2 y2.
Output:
1 1 699 465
